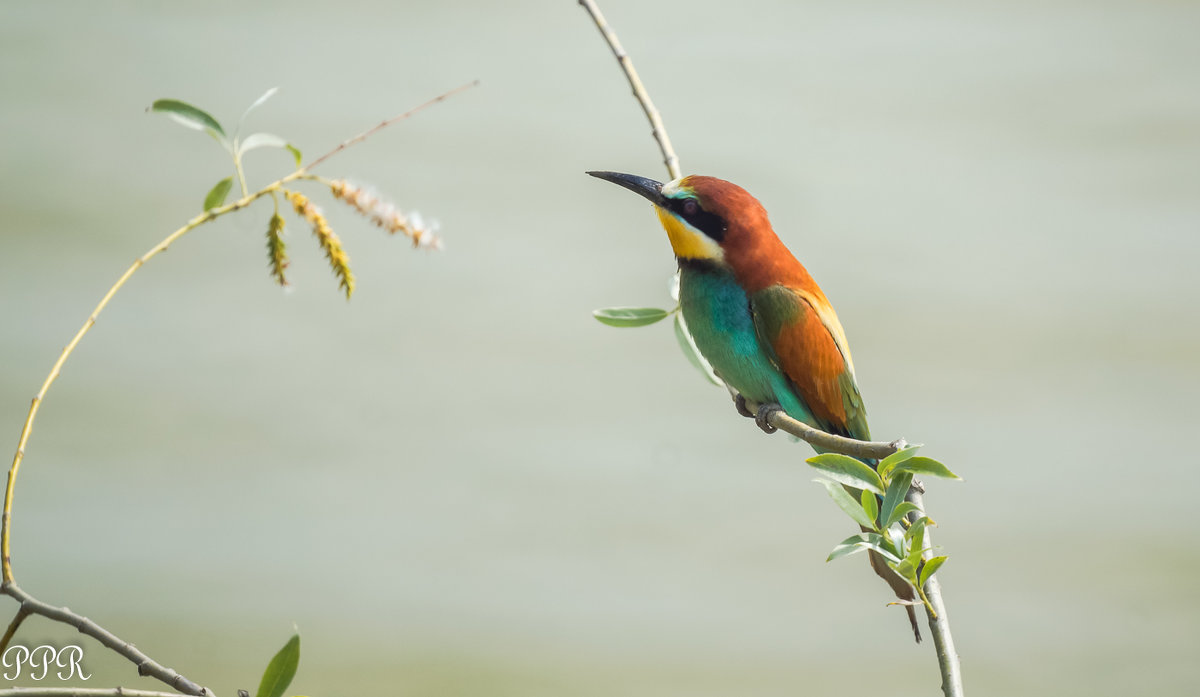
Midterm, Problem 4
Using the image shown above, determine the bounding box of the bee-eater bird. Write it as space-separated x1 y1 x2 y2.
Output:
587 171 921 641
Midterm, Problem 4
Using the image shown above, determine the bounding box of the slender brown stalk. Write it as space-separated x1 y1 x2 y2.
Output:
737 395 911 460
302 79 479 172
578 0 681 180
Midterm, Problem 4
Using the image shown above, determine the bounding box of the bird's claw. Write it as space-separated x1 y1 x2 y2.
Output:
755 403 780 434
734 394 755 419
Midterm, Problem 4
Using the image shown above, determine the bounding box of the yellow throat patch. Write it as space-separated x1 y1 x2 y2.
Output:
655 206 724 261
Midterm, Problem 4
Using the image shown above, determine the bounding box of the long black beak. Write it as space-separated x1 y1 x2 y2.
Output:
586 171 665 206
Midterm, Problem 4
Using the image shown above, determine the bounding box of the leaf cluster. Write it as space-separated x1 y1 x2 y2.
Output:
808 447 960 614
151 89 301 210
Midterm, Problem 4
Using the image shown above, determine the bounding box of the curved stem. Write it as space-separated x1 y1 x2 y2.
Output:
0 177 297 584
233 152 250 198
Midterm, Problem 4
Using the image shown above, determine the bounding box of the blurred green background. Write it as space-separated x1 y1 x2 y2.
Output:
2 1 1198 695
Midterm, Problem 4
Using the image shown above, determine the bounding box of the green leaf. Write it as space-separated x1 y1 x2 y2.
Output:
593 306 670 327
826 532 899 563
805 453 883 495
285 144 303 167
238 132 291 156
255 633 300 697
885 524 906 560
815 479 876 530
150 99 227 140
204 176 233 211
919 555 948 588
891 456 963 480
860 489 879 527
673 313 723 386
878 471 914 535
891 557 918 583
883 501 920 529
877 445 921 480
905 516 932 565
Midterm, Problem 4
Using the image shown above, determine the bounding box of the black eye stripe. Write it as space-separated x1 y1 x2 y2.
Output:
666 197 727 242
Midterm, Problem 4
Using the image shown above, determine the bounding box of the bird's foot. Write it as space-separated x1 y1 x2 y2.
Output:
754 403 780 434
733 394 755 419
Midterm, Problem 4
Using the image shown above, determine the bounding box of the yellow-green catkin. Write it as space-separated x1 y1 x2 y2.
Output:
283 189 355 299
266 212 289 286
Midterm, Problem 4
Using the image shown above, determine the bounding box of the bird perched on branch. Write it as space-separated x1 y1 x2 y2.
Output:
587 171 921 641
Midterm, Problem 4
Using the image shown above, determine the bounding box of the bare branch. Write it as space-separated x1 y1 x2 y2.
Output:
0 690 192 697
578 0 681 180
302 80 479 172
737 395 912 460
0 582 208 696
908 489 964 697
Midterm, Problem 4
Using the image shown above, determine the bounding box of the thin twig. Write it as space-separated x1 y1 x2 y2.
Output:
1 689 192 697
578 0 681 180
302 80 479 172
0 603 30 654
908 489 963 697
0 582 208 696
737 395 911 460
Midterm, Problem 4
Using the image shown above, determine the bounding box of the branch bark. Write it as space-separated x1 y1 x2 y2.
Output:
0 690 194 697
0 582 208 696
737 395 912 460
908 489 963 697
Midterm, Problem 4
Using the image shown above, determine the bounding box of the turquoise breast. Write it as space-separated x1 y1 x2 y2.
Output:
677 260 817 427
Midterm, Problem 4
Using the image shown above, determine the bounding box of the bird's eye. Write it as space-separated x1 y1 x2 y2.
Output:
682 200 699 216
